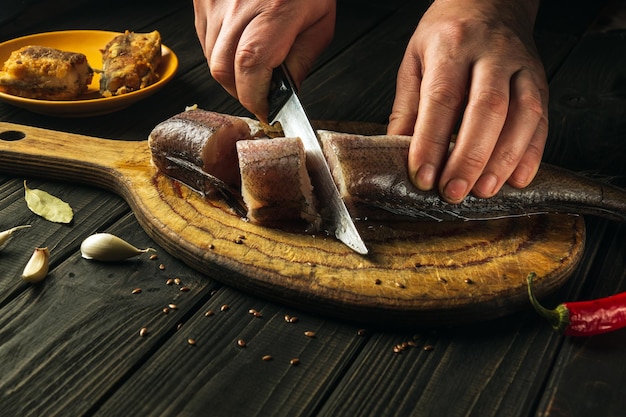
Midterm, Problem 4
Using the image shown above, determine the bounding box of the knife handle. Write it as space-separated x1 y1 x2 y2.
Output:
268 64 297 122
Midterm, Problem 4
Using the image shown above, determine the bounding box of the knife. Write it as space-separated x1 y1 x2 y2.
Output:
267 64 368 255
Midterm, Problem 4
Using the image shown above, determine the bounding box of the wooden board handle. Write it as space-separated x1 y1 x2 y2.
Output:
0 122 148 194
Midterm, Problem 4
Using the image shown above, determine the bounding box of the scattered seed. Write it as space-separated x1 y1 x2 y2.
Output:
423 344 434 352
284 314 299 323
357 329 367 337
168 303 178 310
131 288 142 294
234 238 244 244
159 264 166 270
237 339 247 347
208 243 215 250
289 358 300 366
139 327 148 337
204 310 214 317
464 278 474 284
174 278 182 285
438 277 448 284
414 262 423 268
395 282 406 289
162 307 170 314
220 304 230 312
187 338 196 346
149 254 158 260
166 278 175 285
262 355 273 361
237 235 246 240
177 323 183 330
248 308 258 315
374 279 382 285
304 331 316 338
407 340 418 348
180 286 190 292
393 346 402 353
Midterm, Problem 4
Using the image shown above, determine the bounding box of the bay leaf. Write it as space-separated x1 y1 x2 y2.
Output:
24 181 74 224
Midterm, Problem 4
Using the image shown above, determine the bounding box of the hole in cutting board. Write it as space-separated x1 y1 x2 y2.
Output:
0 130 26 141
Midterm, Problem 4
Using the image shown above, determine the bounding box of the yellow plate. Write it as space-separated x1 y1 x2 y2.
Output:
0 30 178 117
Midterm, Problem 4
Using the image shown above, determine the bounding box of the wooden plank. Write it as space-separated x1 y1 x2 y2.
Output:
93 290 367 417
0 214 221 417
0 0 186 42
316 316 559 417
0 179 129 304
536 221 626 417
543 2 626 183
301 1 432 124
532 0 626 415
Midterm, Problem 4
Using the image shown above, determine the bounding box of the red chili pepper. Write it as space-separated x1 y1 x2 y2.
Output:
527 272 626 336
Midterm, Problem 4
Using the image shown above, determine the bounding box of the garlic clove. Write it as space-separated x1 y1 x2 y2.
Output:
22 247 50 283
80 233 155 262
0 225 31 250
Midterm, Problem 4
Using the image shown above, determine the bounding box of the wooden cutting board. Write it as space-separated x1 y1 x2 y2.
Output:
0 121 585 326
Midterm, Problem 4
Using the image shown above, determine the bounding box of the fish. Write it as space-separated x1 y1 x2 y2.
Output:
319 131 626 222
0 45 93 100
148 109 626 227
236 137 320 229
149 109 255 196
99 30 162 97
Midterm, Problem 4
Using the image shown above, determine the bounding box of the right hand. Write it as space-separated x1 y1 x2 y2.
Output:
193 0 336 121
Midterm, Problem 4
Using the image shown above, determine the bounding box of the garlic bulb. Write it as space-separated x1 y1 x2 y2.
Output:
80 233 155 261
0 225 31 250
22 247 50 283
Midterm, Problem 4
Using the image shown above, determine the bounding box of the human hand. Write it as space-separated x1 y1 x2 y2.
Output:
387 0 548 204
193 0 336 121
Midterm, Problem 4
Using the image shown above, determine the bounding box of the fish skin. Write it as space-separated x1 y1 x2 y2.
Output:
319 131 626 222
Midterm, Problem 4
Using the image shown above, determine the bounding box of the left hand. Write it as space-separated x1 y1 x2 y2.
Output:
387 0 548 204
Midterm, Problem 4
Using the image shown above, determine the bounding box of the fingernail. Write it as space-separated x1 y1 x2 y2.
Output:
443 178 469 203
413 163 437 190
474 173 498 197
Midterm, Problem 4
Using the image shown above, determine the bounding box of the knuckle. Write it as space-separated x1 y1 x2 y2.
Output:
460 149 489 172
436 18 476 47
494 148 521 168
209 63 232 85
234 47 265 73
473 89 509 117
525 140 546 161
518 91 545 121
426 84 465 112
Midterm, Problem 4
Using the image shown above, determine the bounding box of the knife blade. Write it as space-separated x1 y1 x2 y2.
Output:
268 64 368 255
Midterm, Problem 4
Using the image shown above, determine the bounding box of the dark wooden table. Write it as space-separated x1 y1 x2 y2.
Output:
1 1 625 416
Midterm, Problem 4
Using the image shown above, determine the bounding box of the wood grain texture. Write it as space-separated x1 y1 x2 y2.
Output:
0 214 220 417
0 122 585 325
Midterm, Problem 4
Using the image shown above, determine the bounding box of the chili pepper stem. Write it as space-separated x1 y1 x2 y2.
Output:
526 272 570 334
